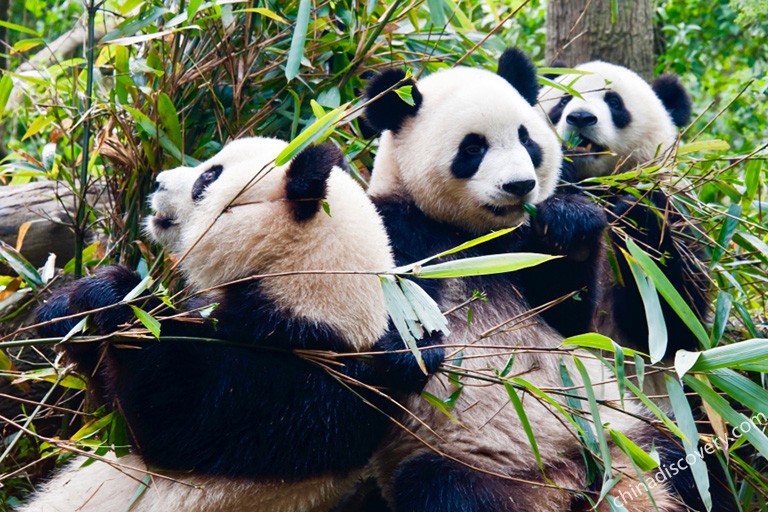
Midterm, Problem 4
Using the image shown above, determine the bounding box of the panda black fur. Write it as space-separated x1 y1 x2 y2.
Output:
362 49 700 511
21 137 443 512
539 62 708 359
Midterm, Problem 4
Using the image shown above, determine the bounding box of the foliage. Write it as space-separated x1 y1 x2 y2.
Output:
0 0 766 510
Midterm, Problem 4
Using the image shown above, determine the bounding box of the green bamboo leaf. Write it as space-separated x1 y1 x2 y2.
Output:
0 349 12 371
235 8 287 23
510 377 589 440
685 373 768 467
18 368 87 389
274 104 348 166
121 276 153 303
711 291 733 345
559 364 600 455
711 204 741 266
687 338 768 372
426 0 446 27
677 139 730 155
627 256 667 363
130 306 161 339
504 382 544 471
157 92 183 150
0 19 40 36
609 429 658 472
101 6 171 43
625 239 709 348
394 85 415 106
187 0 204 21
394 227 517 273
0 241 43 289
732 231 768 267
124 105 184 162
412 253 560 279
285 0 312 81
560 333 642 358
71 411 115 441
0 74 14 119
125 473 152 512
573 356 612 477
709 369 768 418
666 375 712 511
742 159 762 210
421 391 461 424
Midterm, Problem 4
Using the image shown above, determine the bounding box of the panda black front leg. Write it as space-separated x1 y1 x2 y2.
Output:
517 194 607 336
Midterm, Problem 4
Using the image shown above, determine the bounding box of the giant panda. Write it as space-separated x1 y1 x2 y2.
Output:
538 62 708 360
21 137 443 512
360 48 705 511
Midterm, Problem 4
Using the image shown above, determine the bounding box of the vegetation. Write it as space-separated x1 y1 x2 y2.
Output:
0 0 765 510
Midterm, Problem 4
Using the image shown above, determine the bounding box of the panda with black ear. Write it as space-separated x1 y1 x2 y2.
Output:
539 62 708 361
360 48 703 511
21 137 443 512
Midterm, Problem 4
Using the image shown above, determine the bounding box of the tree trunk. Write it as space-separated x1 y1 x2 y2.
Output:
546 0 655 81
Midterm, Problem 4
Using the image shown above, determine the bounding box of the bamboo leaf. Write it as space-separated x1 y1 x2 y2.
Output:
275 104 348 166
674 349 701 379
379 276 427 374
561 333 642 358
0 19 40 36
426 0 446 27
688 338 768 372
397 277 450 336
573 356 612 478
0 241 43 289
711 204 741 266
504 382 544 471
412 253 560 279
285 0 312 81
71 411 115 441
609 429 658 472
235 8 287 23
626 257 667 363
625 239 709 348
130 306 161 339
0 74 13 119
394 227 517 273
709 369 768 418
666 375 712 511
157 92 183 150
677 139 730 155
122 276 153 303
421 391 461 424
711 291 733 345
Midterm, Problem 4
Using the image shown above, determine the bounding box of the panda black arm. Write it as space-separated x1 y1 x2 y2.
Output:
608 191 708 356
104 282 441 478
515 194 607 336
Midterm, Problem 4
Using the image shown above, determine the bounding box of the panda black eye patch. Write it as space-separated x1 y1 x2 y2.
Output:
191 164 224 202
518 125 543 168
451 133 488 179
547 94 572 125
604 91 632 129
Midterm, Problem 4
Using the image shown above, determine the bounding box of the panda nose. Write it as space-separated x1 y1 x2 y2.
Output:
502 179 536 197
566 110 598 128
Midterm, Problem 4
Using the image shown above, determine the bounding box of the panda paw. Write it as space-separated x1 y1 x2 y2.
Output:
375 329 445 395
36 265 143 337
532 194 607 262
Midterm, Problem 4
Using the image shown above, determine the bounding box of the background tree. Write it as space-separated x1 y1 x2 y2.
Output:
546 0 655 80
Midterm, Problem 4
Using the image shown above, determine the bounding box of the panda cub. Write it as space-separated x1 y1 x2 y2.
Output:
22 138 442 512
362 49 694 511
539 62 708 359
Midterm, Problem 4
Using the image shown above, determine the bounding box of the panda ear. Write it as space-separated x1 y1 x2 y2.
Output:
364 69 422 135
497 48 540 106
651 75 692 127
285 142 344 221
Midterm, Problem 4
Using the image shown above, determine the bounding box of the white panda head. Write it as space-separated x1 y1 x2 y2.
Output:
538 61 691 179
364 48 562 234
146 137 394 349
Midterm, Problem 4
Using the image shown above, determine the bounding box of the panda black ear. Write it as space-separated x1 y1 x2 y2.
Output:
364 69 422 135
652 75 692 127
497 48 540 106
285 142 344 221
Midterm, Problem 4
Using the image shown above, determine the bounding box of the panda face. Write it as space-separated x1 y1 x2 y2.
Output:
147 137 289 263
371 67 561 233
539 62 689 179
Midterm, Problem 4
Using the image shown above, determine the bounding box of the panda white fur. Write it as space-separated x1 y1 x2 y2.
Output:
23 137 442 512
361 49 701 511
538 62 708 360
